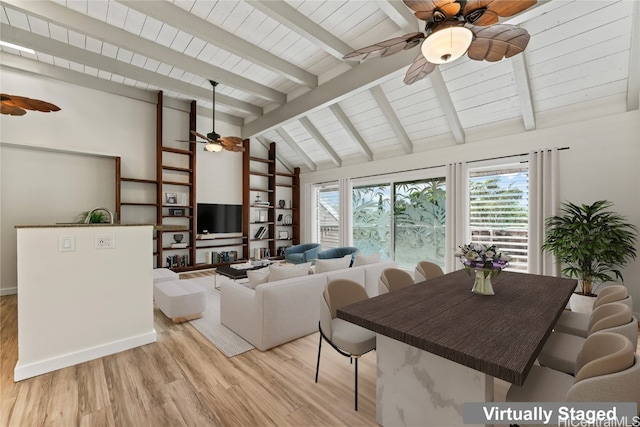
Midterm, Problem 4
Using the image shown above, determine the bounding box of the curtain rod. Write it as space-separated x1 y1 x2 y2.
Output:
315 146 570 185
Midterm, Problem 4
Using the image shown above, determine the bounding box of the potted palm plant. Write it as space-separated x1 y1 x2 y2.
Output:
541 200 637 312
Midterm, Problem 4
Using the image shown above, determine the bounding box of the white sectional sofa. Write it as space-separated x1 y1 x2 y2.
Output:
220 260 396 351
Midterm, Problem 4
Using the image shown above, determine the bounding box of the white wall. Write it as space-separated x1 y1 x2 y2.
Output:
15 225 155 381
1 69 241 294
300 110 640 317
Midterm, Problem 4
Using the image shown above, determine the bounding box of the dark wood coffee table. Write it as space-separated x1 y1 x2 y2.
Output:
214 264 268 289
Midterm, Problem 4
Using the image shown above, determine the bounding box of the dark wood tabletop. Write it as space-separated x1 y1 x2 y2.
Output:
337 269 577 386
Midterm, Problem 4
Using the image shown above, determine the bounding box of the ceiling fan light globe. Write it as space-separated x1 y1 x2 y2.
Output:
421 26 473 64
204 142 223 152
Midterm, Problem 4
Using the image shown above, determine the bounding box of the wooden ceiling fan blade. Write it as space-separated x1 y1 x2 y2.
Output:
467 25 530 61
190 130 214 143
464 0 537 25
404 0 456 21
219 136 244 147
1 94 60 113
176 139 205 144
403 53 437 85
228 145 246 152
0 103 26 116
343 33 425 61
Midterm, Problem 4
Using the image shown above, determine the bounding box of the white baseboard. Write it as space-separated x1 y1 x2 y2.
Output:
14 330 157 382
0 287 17 296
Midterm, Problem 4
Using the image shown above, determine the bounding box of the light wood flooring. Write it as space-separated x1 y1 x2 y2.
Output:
1 281 638 427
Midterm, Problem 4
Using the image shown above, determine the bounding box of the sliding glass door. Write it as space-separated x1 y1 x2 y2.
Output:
352 178 446 269
394 179 446 270
352 184 391 259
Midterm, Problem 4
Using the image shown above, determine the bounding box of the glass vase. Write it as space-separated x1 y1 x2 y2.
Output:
472 269 495 295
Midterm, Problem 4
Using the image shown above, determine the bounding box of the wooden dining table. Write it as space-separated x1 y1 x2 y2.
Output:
338 269 577 427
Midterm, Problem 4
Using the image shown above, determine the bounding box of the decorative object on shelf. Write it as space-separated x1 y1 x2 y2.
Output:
455 243 510 296
258 209 267 223
278 230 289 240
279 199 286 208
171 234 187 248
282 215 293 225
165 192 178 205
277 214 283 223
169 208 185 216
541 200 638 298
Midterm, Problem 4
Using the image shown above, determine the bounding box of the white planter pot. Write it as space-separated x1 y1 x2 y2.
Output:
569 293 596 313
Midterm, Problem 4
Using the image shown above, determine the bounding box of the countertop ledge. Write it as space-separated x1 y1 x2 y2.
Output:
15 224 186 230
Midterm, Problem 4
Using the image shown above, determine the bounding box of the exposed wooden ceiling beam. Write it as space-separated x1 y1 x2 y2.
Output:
2 0 286 104
627 0 639 111
242 48 416 137
329 104 373 161
118 0 317 89
429 68 465 144
0 26 260 117
511 54 536 131
274 127 317 171
376 0 419 33
0 53 244 126
246 0 354 60
369 85 413 154
299 117 341 167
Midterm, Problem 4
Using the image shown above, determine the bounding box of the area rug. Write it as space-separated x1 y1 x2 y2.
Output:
184 276 254 357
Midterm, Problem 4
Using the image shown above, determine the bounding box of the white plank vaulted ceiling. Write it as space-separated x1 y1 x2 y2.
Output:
1 0 638 172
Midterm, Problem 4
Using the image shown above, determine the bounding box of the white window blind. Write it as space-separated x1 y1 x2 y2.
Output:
469 167 529 271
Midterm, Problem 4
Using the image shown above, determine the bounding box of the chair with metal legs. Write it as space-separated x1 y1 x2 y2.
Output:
315 279 376 411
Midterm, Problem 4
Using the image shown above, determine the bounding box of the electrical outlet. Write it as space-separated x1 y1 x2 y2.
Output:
95 234 115 249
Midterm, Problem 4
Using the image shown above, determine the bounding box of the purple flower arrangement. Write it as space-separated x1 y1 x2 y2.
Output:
455 243 510 278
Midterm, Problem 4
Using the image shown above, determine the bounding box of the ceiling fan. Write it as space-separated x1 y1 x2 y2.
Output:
343 0 536 85
1 93 61 116
178 80 245 153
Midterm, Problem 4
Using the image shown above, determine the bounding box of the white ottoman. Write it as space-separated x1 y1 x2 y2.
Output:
153 268 179 285
154 280 206 323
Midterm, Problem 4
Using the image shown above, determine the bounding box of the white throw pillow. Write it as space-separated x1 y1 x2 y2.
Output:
269 262 311 282
353 253 381 266
315 254 352 274
246 268 270 289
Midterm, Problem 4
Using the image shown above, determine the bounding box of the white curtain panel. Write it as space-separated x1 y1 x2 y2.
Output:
445 162 469 273
339 178 353 246
304 182 314 243
528 148 560 276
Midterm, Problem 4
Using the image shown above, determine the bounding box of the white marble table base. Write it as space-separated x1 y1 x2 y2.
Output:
376 334 494 427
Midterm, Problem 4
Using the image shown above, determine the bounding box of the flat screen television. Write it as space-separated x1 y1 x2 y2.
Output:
197 203 242 234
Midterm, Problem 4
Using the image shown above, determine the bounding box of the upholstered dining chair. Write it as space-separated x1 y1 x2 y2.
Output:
413 260 444 282
507 332 640 411
316 279 376 411
537 302 638 376
555 285 633 337
378 268 415 294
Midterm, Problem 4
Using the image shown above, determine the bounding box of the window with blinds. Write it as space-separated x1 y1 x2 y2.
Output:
469 167 529 271
315 184 340 249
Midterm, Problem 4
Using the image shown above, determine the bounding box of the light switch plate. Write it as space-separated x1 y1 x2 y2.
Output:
59 235 75 252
